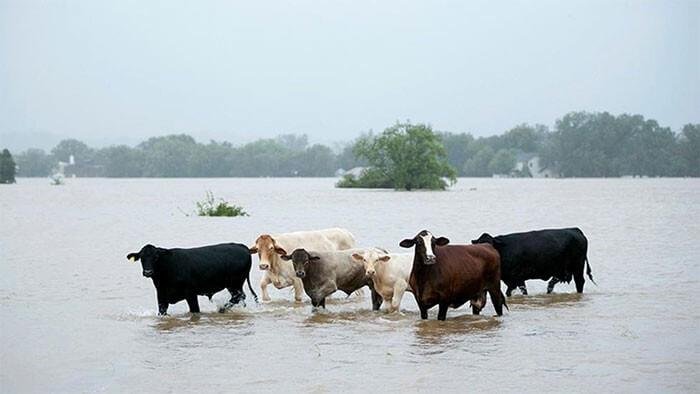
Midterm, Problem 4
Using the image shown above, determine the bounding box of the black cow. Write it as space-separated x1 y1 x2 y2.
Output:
472 228 595 296
126 243 258 315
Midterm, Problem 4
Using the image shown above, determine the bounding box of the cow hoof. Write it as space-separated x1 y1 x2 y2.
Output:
262 296 271 302
218 307 226 313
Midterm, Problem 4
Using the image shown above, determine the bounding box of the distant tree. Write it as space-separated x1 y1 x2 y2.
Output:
51 139 94 163
498 124 548 153
439 132 477 176
15 148 54 177
337 122 457 190
97 145 144 177
544 111 681 177
488 149 517 175
276 134 309 152
463 146 495 177
138 134 198 177
287 144 336 176
678 124 700 177
0 149 17 183
335 136 369 171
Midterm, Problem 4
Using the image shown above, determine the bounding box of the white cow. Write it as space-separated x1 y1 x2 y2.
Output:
250 228 355 302
351 248 413 312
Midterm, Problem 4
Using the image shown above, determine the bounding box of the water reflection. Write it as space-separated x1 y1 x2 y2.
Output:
152 312 252 331
413 314 502 346
507 293 585 309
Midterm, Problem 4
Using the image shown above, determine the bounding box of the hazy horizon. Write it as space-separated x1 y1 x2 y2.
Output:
1 1 698 152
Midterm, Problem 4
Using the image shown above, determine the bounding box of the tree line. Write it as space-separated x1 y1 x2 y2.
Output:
8 111 700 178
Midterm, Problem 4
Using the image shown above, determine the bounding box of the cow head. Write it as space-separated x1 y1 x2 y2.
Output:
280 248 320 278
471 233 494 245
399 230 449 265
351 248 391 277
126 244 171 278
249 234 287 271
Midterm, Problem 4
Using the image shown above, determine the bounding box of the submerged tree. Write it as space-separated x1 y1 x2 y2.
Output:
0 149 17 184
337 122 457 190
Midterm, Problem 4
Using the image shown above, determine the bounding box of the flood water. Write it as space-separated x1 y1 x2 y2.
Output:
1 178 699 392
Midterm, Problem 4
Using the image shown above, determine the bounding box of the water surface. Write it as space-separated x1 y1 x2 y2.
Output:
1 178 698 392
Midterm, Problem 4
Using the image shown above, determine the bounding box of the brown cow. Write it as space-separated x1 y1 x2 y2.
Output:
399 230 507 321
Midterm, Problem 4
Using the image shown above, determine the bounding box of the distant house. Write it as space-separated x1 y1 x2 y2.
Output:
55 155 104 178
493 153 558 178
524 156 557 178
335 166 367 178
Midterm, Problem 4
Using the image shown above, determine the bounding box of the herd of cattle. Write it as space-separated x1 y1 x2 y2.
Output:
126 227 595 320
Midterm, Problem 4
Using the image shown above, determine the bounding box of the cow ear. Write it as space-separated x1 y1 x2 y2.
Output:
378 255 391 262
274 247 287 256
249 246 258 254
280 254 291 261
309 255 321 262
351 253 363 261
126 252 140 262
399 239 416 248
435 237 450 246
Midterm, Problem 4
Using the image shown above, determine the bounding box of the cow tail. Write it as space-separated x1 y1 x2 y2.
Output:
586 257 597 286
247 271 259 303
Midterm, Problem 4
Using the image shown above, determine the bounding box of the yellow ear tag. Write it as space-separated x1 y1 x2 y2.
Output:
129 256 136 263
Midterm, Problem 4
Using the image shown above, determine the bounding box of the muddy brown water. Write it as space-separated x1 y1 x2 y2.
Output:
1 178 698 392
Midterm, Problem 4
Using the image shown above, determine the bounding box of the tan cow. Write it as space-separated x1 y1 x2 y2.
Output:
351 248 413 312
249 228 355 302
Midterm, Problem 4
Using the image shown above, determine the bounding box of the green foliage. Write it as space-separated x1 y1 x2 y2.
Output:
195 191 248 217
488 149 517 175
542 112 682 177
463 146 495 177
15 149 54 177
51 139 94 163
678 124 700 177
0 149 17 184
337 123 457 190
9 115 700 179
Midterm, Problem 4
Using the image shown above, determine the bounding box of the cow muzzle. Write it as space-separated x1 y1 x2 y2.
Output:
296 271 305 278
259 263 269 270
424 256 437 265
142 269 154 277
366 269 375 277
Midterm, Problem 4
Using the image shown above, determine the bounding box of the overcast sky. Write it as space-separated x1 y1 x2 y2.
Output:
1 0 698 150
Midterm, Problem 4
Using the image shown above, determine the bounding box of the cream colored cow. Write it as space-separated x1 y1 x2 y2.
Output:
250 228 355 302
351 248 413 312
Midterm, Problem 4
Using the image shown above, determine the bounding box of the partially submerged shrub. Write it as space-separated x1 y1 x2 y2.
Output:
195 191 248 217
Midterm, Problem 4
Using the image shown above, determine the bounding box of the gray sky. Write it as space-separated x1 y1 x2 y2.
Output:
1 0 698 150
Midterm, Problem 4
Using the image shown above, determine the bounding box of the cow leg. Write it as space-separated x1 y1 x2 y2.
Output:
547 278 559 294
471 291 487 315
186 295 200 314
505 285 515 297
260 274 272 301
390 282 408 312
418 304 428 320
371 288 383 311
292 278 304 303
220 288 246 312
518 282 528 295
488 286 504 316
573 271 585 293
437 303 448 321
471 304 481 315
156 290 168 316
